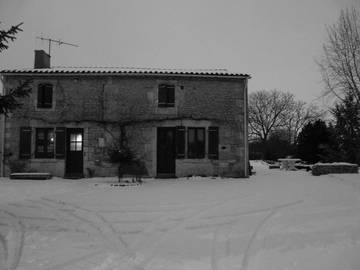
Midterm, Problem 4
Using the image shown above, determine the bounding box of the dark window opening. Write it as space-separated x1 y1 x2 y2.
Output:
35 128 54 158
37 83 53 108
158 84 175 107
188 127 205 158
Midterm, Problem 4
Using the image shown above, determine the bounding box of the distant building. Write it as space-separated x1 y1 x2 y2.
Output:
0 50 250 178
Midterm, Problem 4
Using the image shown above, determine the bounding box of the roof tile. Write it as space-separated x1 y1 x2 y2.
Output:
0 67 250 78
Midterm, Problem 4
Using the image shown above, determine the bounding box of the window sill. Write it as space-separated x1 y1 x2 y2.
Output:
155 106 177 115
29 158 59 163
35 107 55 112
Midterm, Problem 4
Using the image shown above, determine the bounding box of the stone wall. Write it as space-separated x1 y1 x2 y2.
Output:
312 163 359 176
2 74 248 178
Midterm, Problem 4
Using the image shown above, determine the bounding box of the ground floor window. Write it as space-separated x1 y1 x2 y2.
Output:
188 127 205 158
19 127 66 159
35 128 55 158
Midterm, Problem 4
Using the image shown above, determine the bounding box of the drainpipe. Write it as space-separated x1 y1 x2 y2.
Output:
0 114 4 177
244 78 249 177
0 76 5 177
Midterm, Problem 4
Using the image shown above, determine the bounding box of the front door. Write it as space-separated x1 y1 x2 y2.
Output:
65 128 84 178
157 127 176 178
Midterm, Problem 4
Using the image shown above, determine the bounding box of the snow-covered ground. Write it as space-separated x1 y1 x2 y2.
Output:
0 161 359 270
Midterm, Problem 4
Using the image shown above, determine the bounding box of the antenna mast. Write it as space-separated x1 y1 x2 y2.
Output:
36 36 79 55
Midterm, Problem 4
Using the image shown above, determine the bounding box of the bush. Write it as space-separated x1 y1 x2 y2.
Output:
108 146 134 163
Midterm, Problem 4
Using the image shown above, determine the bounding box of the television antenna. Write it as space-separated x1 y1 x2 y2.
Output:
36 36 79 56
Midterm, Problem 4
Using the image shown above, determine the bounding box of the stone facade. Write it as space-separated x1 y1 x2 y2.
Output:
1 72 249 178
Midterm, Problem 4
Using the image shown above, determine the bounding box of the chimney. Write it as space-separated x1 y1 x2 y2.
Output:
34 50 50 69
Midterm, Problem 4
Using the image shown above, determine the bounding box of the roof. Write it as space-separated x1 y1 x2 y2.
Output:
0 67 250 78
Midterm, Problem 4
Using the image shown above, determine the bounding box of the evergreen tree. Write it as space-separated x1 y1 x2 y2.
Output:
332 94 360 164
0 22 31 115
296 120 338 163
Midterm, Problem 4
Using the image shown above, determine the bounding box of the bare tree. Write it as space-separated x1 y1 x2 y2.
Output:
283 102 324 144
249 89 294 143
318 7 360 103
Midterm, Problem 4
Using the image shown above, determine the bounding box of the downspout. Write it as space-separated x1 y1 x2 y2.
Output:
1 114 4 177
0 75 5 177
244 78 249 177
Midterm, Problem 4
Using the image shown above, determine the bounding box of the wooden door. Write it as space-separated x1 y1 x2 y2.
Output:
157 127 176 178
65 128 84 178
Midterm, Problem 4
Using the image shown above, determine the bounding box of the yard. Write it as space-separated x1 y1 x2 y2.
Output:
0 161 360 270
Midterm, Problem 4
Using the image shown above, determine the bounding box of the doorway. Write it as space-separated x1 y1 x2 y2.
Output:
157 127 176 178
65 128 84 178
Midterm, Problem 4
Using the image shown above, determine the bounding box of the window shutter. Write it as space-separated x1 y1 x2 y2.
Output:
208 127 219 159
43 84 53 108
55 127 66 159
176 126 185 159
37 84 44 107
167 85 175 106
19 127 32 159
158 84 167 107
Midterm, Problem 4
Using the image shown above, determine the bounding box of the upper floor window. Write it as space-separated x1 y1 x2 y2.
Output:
158 84 175 107
37 83 53 108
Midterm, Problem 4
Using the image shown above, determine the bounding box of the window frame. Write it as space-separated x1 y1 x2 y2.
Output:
35 128 55 158
187 127 206 159
36 83 54 109
158 83 175 108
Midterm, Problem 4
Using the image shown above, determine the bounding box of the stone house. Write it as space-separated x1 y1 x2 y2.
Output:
0 50 250 178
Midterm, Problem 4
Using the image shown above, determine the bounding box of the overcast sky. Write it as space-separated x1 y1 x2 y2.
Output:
0 0 358 104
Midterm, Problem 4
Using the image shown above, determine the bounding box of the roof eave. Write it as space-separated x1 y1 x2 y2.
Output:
0 72 250 79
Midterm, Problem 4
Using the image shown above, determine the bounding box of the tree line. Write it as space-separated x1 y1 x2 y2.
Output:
249 6 360 165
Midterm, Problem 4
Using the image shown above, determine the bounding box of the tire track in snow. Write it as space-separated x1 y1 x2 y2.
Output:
209 200 302 270
239 200 303 270
36 197 145 270
211 226 221 270
135 195 252 268
0 210 25 270
0 233 8 270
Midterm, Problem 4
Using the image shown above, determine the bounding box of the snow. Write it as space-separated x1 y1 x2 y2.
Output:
314 162 358 166
0 161 359 270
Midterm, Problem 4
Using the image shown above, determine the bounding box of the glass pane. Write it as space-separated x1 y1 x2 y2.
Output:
166 85 175 104
197 129 205 142
70 142 76 151
37 131 45 140
76 134 82 142
70 134 76 142
158 85 167 104
76 142 82 151
37 145 44 153
188 129 195 143
47 142 54 153
48 130 55 142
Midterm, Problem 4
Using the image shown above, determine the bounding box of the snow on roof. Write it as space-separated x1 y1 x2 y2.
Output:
0 66 250 78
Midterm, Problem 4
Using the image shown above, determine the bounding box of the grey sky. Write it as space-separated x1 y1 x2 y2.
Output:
0 0 358 104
